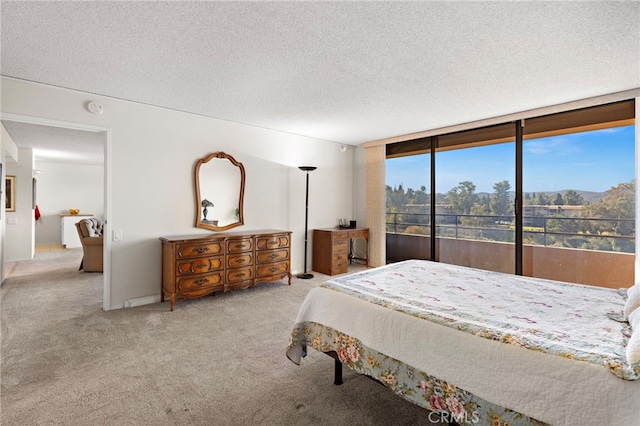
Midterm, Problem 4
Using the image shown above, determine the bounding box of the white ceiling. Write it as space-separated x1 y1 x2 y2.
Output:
1 1 639 163
0 120 105 165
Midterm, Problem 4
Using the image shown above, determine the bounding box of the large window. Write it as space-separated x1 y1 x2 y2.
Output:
386 152 431 261
385 100 636 288
522 124 635 283
435 141 515 272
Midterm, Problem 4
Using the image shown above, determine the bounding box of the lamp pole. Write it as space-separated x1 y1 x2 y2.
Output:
297 166 317 279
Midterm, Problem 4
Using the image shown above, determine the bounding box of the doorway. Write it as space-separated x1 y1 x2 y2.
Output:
1 114 111 310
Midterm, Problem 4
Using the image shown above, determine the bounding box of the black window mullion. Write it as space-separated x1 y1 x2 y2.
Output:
430 136 437 261
515 120 523 275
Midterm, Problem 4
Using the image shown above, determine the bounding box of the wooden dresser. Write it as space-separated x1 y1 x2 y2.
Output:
312 228 369 276
160 230 291 310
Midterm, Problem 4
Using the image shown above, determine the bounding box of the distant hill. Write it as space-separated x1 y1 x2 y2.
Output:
468 190 607 204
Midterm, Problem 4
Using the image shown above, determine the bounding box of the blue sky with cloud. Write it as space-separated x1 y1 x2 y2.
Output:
386 125 635 194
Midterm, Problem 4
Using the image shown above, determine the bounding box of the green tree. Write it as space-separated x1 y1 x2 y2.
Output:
564 189 584 206
553 193 565 206
536 193 550 205
446 181 478 215
581 180 635 238
415 185 429 205
491 180 512 216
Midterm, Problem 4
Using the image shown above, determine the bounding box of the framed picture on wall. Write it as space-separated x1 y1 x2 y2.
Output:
6 175 16 212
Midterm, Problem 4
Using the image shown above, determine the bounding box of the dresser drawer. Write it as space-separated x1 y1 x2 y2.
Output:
333 242 348 256
256 248 289 264
331 259 348 274
256 261 289 278
333 252 348 264
224 280 253 292
226 238 253 253
256 235 290 250
227 253 253 268
349 229 368 239
332 230 350 240
176 257 223 276
176 272 224 292
176 242 223 259
226 267 254 283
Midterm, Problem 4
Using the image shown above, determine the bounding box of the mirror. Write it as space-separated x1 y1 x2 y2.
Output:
194 152 245 232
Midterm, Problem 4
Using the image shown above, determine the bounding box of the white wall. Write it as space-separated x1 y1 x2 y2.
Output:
5 147 35 262
34 161 104 245
0 77 355 309
1 124 19 281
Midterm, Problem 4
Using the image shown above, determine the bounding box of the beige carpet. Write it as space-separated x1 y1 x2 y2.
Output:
1 249 441 425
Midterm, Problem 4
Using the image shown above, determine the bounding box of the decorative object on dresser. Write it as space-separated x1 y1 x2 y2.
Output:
160 230 292 311
297 166 317 279
194 151 245 232
312 228 369 276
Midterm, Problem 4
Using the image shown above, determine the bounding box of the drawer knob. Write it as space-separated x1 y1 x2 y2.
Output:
269 266 279 272
235 243 247 249
268 241 278 246
237 272 246 278
269 253 278 259
194 278 209 285
195 247 210 254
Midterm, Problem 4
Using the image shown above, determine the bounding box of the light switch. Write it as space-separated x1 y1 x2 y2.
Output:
113 230 122 242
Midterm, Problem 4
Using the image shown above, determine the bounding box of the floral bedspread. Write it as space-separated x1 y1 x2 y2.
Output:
321 260 638 380
289 321 548 426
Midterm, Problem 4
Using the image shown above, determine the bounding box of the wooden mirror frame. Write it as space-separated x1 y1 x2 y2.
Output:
194 151 246 232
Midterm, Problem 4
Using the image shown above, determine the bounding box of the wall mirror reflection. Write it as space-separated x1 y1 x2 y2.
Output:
194 152 245 232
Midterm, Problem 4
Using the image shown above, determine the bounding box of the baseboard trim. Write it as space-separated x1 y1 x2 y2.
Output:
123 294 162 308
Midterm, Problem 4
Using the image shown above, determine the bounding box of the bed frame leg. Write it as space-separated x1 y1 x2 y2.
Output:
334 358 343 385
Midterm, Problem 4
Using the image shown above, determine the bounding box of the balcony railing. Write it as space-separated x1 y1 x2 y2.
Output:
386 212 635 253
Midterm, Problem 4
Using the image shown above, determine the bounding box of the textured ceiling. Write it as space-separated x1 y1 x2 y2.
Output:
1 1 639 162
1 120 104 165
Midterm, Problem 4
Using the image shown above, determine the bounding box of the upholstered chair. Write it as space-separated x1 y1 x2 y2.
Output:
75 218 104 272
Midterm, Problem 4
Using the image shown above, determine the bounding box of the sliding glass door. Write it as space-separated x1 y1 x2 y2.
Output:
522 122 635 287
435 139 515 273
385 99 636 288
386 152 432 261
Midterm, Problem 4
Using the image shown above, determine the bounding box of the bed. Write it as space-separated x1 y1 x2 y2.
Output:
286 259 640 426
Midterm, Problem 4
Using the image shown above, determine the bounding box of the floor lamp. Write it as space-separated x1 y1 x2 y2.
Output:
297 166 317 279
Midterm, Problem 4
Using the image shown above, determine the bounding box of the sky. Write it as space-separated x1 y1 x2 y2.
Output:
386 125 636 194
